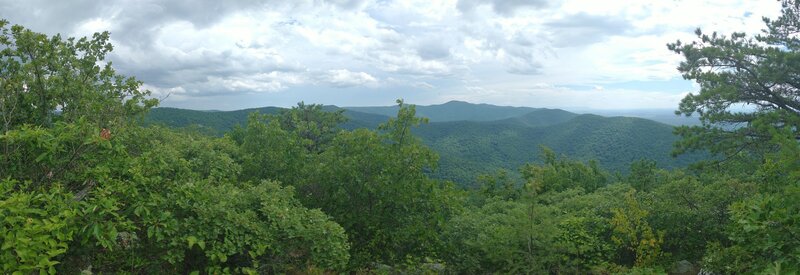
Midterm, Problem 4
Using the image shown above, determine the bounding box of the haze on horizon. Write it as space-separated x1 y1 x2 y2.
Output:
0 0 780 111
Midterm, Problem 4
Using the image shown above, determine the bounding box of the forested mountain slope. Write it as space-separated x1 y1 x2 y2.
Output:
413 113 698 185
345 100 540 122
145 106 389 134
144 106 283 133
6 8 800 273
146 103 696 185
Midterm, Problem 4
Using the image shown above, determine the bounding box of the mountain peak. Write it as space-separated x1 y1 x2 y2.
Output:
440 100 473 106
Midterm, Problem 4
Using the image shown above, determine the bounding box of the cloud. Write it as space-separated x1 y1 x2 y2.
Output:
545 13 633 47
319 69 378 88
457 0 551 16
0 0 105 34
325 0 370 10
416 39 451 60
448 83 688 110
0 0 786 109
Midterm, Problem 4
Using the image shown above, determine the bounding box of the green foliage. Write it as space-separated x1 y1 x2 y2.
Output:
0 179 75 274
146 103 701 187
150 180 350 272
300 100 457 267
274 102 347 152
521 147 609 194
5 4 800 273
701 187 800 273
646 172 755 263
0 107 139 273
554 216 615 272
662 2 800 272
118 127 350 273
144 106 283 135
0 20 156 132
610 191 664 267
224 100 460 269
145 105 381 136
236 112 306 184
475 169 521 202
0 20 352 274
626 159 666 192
442 198 559 274
668 0 800 161
35 126 351 273
416 113 701 186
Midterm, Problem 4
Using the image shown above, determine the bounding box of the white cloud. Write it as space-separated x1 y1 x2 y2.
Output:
320 69 379 88
0 0 785 109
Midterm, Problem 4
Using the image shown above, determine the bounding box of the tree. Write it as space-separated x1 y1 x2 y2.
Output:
626 159 667 192
0 20 352 274
300 100 457 268
237 112 307 184
668 0 800 162
668 4 800 271
520 147 609 194
273 102 347 153
0 20 156 132
0 19 157 189
476 169 520 202
610 191 663 267
0 20 157 273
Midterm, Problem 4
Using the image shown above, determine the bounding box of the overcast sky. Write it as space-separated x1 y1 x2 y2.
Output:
0 0 781 110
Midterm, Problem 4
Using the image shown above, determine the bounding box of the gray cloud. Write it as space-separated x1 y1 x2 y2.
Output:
457 0 551 16
104 1 278 50
545 13 633 47
0 0 319 98
0 0 106 34
458 19 549 75
0 0 731 109
417 39 452 60
323 0 370 10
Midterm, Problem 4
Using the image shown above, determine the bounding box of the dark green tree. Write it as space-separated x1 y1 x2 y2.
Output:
301 100 457 268
668 3 800 271
0 20 156 132
668 0 800 162
520 147 609 194
0 20 352 274
274 102 347 153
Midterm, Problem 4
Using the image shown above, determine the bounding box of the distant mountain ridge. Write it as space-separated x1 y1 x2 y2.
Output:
144 106 388 133
345 100 541 122
347 101 700 126
145 101 700 185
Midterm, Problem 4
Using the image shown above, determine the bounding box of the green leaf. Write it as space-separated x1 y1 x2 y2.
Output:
187 236 197 248
34 152 48 162
218 253 227 263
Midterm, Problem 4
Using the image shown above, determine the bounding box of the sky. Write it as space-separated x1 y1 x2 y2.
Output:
0 0 782 110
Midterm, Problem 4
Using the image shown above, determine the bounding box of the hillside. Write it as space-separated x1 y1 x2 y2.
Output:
585 109 702 126
345 100 540 122
144 107 283 133
145 102 697 185
145 106 390 134
494 108 579 128
7 5 796 273
414 114 699 185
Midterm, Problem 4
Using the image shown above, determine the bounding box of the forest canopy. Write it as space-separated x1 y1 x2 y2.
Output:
1 0 800 273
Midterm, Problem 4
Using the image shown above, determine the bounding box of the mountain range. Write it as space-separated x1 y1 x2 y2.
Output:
144 101 701 186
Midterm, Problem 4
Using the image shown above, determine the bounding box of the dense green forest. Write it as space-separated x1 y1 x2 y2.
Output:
3 1 800 274
146 103 701 186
